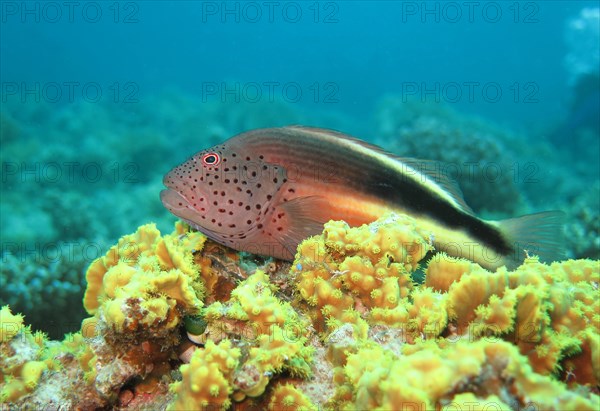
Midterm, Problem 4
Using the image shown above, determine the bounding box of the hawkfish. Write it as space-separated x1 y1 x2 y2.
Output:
161 126 563 270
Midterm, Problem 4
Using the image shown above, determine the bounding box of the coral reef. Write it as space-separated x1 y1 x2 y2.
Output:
0 249 88 338
83 222 207 345
0 91 353 338
340 339 595 410
1 215 598 410
170 339 241 410
293 213 426 331
1 88 597 341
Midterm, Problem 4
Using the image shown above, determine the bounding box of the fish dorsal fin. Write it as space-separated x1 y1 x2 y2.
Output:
270 195 331 260
284 126 474 214
396 157 474 215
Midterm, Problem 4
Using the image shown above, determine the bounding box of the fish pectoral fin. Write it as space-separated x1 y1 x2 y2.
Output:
271 196 331 259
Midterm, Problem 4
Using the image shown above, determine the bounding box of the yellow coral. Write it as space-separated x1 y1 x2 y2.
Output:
3 213 599 409
242 325 313 398
0 305 24 343
293 213 599 395
268 383 318 410
425 252 474 291
84 223 206 315
80 317 98 338
322 212 431 270
82 223 206 336
294 213 423 332
0 306 48 402
294 237 354 328
200 271 314 401
207 270 306 337
449 393 512 410
170 339 241 411
0 360 47 402
406 287 447 339
340 339 599 410
230 270 287 327
433 258 600 381
155 221 206 277
84 223 162 312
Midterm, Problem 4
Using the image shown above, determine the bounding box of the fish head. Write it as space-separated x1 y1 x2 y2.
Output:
161 140 285 247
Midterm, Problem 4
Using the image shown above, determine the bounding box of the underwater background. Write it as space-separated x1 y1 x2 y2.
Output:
0 2 599 408
1 0 598 338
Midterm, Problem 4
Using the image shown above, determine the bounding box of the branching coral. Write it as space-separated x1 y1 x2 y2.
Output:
0 241 89 339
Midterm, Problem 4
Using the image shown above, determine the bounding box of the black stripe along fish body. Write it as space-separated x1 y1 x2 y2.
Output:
161 126 563 269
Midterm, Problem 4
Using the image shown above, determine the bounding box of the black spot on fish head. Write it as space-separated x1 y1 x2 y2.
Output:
161 146 222 225
161 142 286 246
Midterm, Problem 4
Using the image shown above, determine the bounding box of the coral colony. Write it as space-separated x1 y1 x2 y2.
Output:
1 214 598 409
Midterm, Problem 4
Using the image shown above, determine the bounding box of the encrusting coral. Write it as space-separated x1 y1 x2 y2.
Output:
1 214 599 410
290 212 599 409
170 339 241 410
293 213 426 331
426 254 600 383
340 339 595 410
83 222 206 342
191 269 315 404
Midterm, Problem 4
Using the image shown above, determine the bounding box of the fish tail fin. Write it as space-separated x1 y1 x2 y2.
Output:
498 211 566 269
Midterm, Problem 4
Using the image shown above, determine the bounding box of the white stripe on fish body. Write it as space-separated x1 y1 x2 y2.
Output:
285 126 468 213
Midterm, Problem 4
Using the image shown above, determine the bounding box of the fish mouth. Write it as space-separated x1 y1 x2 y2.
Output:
161 171 208 214
160 187 230 243
160 188 190 212
160 187 207 224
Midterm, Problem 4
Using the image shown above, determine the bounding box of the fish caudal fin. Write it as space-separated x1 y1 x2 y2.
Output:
498 211 566 269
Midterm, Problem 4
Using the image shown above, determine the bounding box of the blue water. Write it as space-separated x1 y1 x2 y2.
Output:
1 1 596 127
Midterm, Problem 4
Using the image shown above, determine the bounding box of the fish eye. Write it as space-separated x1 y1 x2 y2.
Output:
202 152 221 166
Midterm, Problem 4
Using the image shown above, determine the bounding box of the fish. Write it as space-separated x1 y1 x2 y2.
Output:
161 126 563 270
